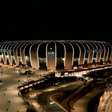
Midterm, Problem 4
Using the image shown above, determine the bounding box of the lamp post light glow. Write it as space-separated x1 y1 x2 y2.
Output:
0 54 3 58
62 58 65 61
6 55 9 58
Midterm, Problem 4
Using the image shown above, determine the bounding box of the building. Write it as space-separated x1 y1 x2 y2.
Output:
0 40 112 71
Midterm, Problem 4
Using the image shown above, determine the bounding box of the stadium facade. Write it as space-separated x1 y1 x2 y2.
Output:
0 40 112 71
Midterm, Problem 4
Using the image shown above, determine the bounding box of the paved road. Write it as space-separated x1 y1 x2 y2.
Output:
0 65 45 112
1 64 112 112
32 80 106 112
0 71 27 112
23 79 84 112
70 85 105 112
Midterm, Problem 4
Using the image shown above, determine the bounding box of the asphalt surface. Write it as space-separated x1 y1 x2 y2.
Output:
0 67 27 112
0 64 112 112
21 78 85 112
0 65 46 112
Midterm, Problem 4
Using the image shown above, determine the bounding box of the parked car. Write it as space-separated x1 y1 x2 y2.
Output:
0 80 3 85
19 70 32 75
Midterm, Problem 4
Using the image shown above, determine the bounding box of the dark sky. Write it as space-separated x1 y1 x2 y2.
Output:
2 1 112 42
2 15 112 42
5 23 112 42
3 23 112 42
3 32 112 43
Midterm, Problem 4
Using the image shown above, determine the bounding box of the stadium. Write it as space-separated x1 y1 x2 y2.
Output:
0 40 112 71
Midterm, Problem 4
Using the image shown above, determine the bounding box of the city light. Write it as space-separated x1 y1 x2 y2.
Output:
0 40 112 112
62 58 65 61
6 55 9 58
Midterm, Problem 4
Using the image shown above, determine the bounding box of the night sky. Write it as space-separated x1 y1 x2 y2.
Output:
2 16 112 42
4 23 112 42
2 1 112 42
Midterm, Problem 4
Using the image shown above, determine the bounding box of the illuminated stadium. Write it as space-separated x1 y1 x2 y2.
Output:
0 40 112 71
